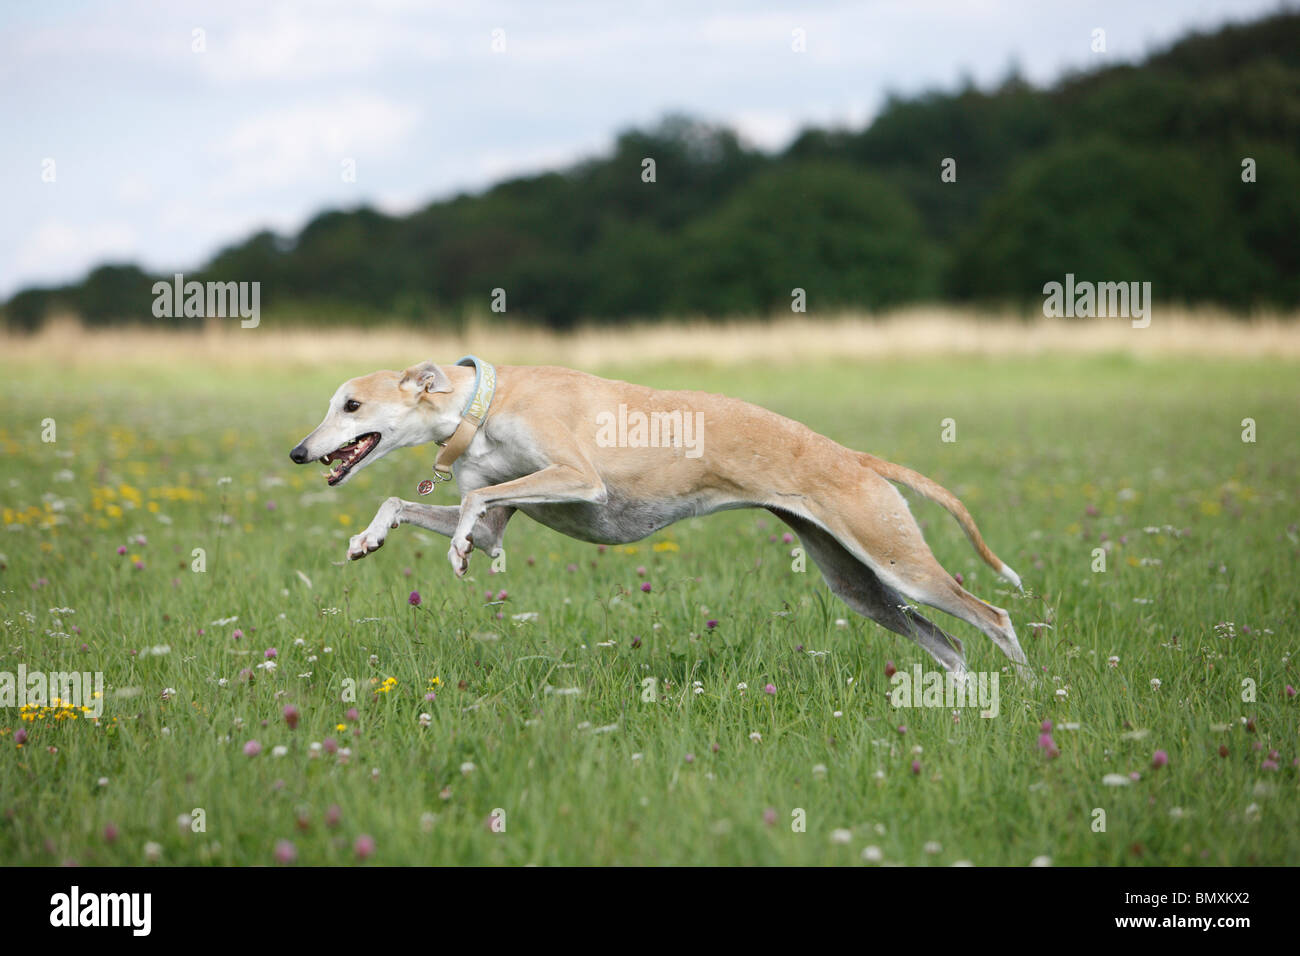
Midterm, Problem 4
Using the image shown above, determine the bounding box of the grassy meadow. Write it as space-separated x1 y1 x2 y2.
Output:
1 320 1297 865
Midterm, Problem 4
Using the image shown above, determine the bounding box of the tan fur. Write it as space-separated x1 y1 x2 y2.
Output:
292 362 1028 674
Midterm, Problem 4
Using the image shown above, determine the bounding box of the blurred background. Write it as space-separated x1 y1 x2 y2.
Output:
2 1 1298 337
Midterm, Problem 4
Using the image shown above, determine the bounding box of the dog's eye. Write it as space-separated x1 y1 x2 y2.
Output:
344 400 361 413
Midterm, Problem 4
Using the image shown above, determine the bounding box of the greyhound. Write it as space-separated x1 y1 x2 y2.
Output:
289 357 1027 676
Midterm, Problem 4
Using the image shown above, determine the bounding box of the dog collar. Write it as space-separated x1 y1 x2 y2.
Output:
429 355 497 483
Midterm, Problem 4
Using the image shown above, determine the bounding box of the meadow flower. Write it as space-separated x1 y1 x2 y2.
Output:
684 753 695 764
640 582 652 593
408 591 421 606
862 845 883 862
103 824 119 843
274 840 296 864
1287 685 1296 698
283 705 299 729
322 737 338 754
325 805 342 828
232 628 243 641
14 728 27 746
1107 655 1120 668
911 760 922 775
924 841 942 855
1152 750 1169 769
354 835 375 860
830 828 852 844
1038 733 1059 759
749 731 762 742
264 647 277 660
1150 678 1162 689
143 842 162 862
460 761 476 775
1030 855 1052 867
884 660 897 678
418 713 432 728
243 740 262 757
764 683 776 695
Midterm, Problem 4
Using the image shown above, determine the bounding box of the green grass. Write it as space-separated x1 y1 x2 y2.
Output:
1 352 1297 865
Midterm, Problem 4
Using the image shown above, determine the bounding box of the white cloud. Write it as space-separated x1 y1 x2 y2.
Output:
10 220 139 287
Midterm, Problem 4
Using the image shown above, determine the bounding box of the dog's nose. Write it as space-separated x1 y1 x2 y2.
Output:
289 444 309 464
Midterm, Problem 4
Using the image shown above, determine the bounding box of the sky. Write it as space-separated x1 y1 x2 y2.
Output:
0 0 1286 298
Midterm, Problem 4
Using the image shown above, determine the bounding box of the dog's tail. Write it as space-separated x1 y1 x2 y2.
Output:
862 454 1022 590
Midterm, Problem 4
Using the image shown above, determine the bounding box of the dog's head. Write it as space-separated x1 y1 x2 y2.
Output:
288 362 457 486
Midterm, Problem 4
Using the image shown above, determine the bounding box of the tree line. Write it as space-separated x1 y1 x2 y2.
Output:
6 10 1299 330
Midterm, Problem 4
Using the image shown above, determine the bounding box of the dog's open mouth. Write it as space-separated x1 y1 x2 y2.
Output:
320 433 380 486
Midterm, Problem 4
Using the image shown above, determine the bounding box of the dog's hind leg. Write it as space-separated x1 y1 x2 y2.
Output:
348 498 515 561
812 476 1028 669
771 509 968 676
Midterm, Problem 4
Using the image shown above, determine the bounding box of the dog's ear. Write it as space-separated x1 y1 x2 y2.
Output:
400 361 453 397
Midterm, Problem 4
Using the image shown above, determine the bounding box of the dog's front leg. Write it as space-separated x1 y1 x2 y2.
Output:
348 498 515 562
449 465 605 575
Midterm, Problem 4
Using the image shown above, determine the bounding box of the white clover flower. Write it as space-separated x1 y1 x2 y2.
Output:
272 746 288 758
419 713 432 728
460 761 476 775
862 845 883 862
1150 678 1162 689
830 829 853 845
144 842 162 862
749 731 762 742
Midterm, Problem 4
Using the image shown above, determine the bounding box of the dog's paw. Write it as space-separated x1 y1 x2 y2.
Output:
447 534 473 576
347 529 385 561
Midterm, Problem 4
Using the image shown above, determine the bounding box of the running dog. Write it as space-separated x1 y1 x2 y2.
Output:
289 357 1027 676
